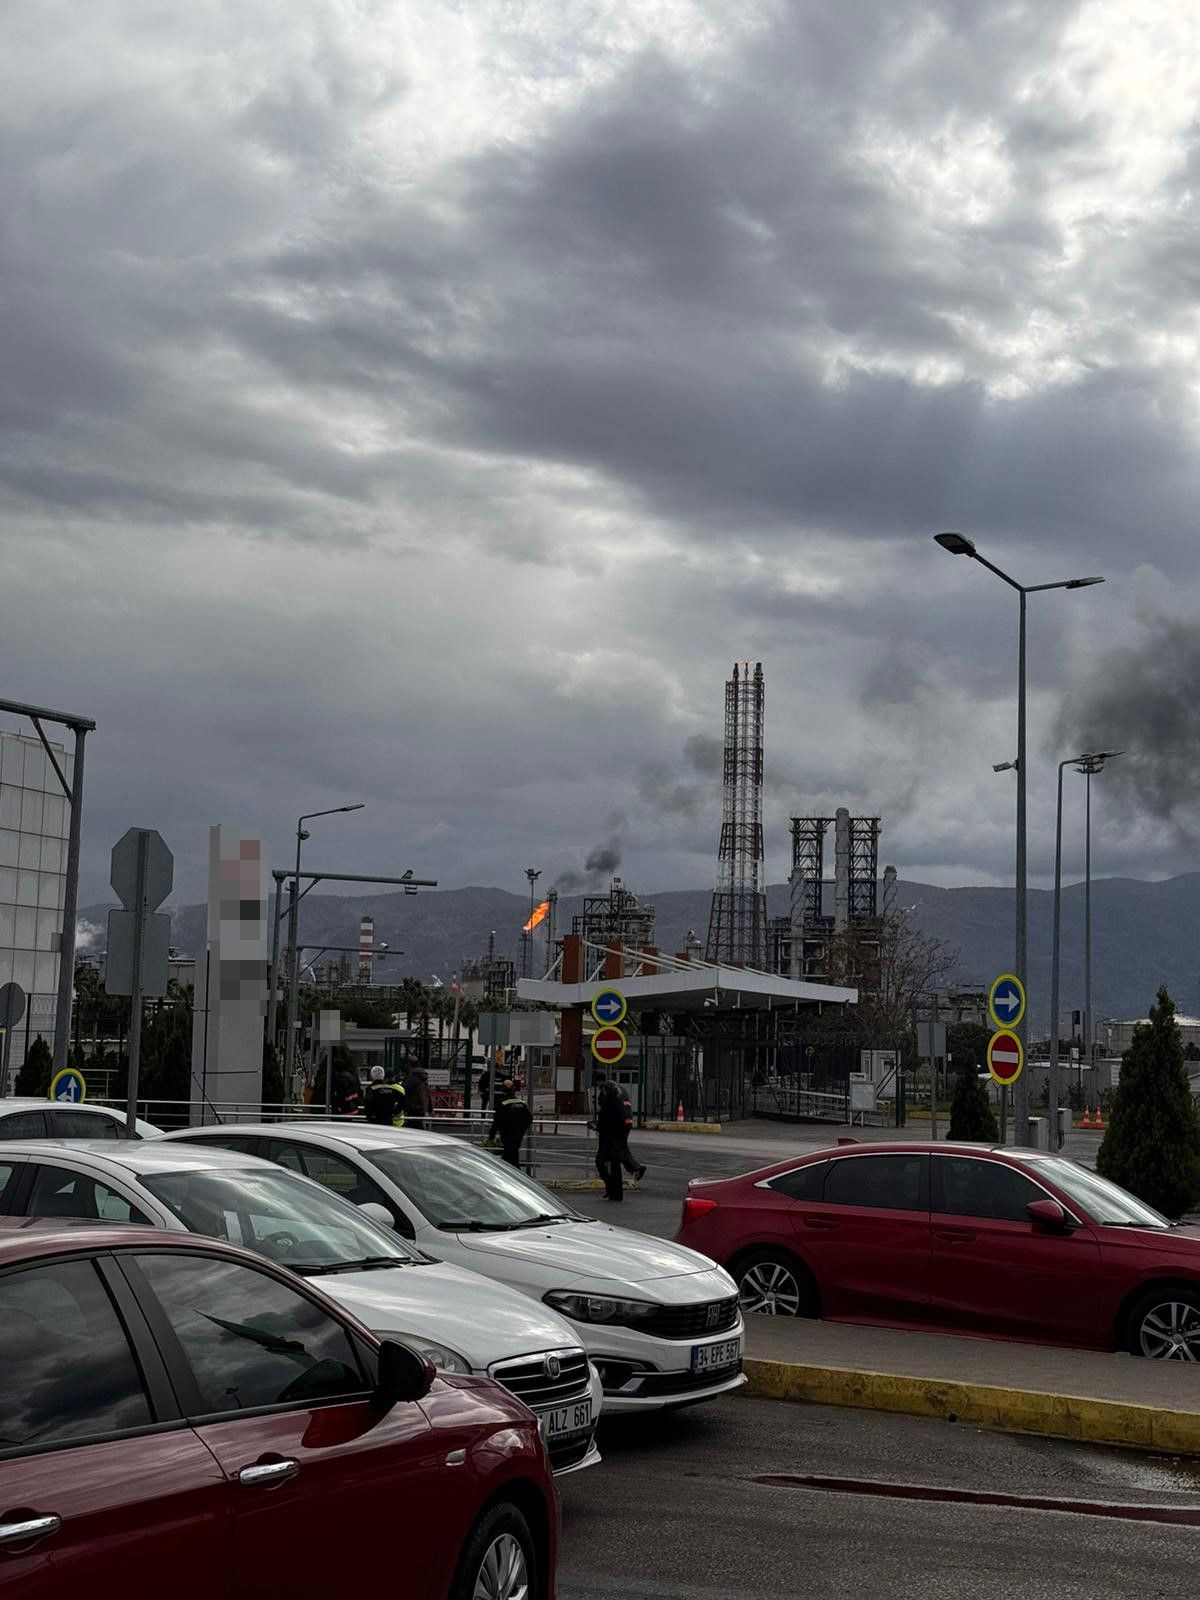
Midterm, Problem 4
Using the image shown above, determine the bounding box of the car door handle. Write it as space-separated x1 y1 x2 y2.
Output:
935 1228 976 1243
0 1514 61 1546
238 1459 299 1488
802 1215 838 1230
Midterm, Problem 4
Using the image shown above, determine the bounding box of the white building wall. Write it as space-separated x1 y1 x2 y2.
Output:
0 730 71 1084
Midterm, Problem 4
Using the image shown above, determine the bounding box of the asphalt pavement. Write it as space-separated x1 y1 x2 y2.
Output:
559 1396 1200 1600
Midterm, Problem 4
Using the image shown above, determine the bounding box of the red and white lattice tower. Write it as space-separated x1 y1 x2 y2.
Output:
358 915 374 982
705 661 767 967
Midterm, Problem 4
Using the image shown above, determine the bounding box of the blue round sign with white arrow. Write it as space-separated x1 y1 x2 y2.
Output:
49 1067 87 1104
988 973 1026 1031
591 988 628 1027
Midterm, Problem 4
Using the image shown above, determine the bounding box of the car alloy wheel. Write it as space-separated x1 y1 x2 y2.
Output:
739 1259 802 1317
1137 1300 1200 1361
472 1532 530 1600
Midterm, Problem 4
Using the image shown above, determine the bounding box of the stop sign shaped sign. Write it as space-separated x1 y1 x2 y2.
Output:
591 1026 627 1065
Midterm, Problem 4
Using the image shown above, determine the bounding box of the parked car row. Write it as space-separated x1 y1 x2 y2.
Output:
0 1117 747 1597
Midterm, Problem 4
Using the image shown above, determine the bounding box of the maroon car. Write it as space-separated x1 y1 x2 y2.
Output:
676 1141 1200 1359
0 1221 557 1599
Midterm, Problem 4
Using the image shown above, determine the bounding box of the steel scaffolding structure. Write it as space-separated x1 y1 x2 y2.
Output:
705 662 767 967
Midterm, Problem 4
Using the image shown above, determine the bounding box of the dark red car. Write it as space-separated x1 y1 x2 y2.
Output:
0 1221 557 1599
676 1141 1200 1359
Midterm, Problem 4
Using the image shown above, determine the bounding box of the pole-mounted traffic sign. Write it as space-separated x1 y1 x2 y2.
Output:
591 989 627 1027
988 973 1026 1031
987 1028 1024 1087
590 1026 627 1066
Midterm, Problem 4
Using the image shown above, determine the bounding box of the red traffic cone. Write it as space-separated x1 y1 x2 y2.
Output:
1094 1105 1104 1131
676 1099 685 1122
1081 1106 1092 1128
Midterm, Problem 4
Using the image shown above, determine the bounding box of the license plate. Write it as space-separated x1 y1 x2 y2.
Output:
690 1336 742 1375
542 1398 593 1439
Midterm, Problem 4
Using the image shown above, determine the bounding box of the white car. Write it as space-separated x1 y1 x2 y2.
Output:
0 1139 601 1474
0 1097 160 1140
165 1123 747 1413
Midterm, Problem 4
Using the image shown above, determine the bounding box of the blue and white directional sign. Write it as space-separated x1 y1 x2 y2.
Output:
49 1067 87 1104
591 988 628 1027
988 973 1026 1031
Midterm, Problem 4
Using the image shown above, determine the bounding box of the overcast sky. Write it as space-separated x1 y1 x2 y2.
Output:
4 0 1199 911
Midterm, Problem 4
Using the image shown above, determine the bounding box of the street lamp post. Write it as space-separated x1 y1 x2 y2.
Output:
1079 751 1121 1087
934 535 1104 1136
283 805 364 1089
1048 751 1121 1142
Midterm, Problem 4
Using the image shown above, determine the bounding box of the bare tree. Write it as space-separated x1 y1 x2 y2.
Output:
825 912 960 1053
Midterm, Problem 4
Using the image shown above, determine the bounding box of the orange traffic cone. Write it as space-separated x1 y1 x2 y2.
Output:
1094 1106 1104 1131
1081 1106 1092 1128
676 1099 685 1122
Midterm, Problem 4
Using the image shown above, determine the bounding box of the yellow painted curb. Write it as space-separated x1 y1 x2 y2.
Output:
643 1121 722 1135
743 1358 1200 1457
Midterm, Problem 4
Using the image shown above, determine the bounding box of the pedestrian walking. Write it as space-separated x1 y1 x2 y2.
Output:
331 1064 360 1118
363 1065 406 1127
594 1080 627 1201
618 1090 646 1181
404 1065 432 1130
489 1078 532 1168
476 1067 491 1114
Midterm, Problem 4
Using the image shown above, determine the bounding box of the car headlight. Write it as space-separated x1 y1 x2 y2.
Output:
375 1334 472 1375
543 1291 657 1326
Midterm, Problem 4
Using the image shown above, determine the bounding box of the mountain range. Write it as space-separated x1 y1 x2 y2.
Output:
79 873 1200 1028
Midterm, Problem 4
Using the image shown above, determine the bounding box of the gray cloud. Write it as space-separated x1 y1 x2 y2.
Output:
1 1 1197 910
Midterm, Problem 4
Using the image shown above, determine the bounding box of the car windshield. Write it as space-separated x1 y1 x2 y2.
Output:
365 1145 586 1231
1026 1158 1172 1228
141 1168 424 1270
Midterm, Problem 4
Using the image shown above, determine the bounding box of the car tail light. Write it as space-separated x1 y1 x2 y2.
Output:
682 1197 717 1226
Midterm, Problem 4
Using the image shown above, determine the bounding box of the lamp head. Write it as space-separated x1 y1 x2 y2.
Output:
935 532 977 557
1065 576 1105 589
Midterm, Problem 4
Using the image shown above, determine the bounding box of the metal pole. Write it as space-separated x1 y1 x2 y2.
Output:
54 728 87 1072
1014 587 1028 1135
1048 760 1066 1144
124 831 149 1138
284 825 303 1089
929 994 938 1143
1084 765 1093 1079
266 877 284 1075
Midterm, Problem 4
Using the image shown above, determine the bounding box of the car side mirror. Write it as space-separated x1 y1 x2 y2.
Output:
375 1340 435 1407
1027 1198 1072 1231
358 1202 395 1231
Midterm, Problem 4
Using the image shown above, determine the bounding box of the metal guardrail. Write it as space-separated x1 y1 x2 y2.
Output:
98 1099 601 1184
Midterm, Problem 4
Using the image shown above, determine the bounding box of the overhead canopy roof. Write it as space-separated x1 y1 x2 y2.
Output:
516 966 857 1016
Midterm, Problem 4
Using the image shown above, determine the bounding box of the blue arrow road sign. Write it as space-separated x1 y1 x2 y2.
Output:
591 989 628 1026
49 1067 87 1104
988 974 1026 1031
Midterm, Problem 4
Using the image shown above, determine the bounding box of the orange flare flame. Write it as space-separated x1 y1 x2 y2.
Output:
523 899 550 933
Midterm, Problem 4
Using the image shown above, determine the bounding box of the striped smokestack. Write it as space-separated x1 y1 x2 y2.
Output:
358 915 374 982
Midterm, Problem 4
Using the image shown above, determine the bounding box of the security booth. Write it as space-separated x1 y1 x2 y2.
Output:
518 939 857 1124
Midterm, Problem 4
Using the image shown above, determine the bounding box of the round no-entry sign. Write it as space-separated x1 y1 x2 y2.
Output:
591 1026 627 1066
986 1029 1024 1087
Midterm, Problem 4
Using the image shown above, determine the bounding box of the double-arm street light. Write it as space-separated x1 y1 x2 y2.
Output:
284 805 365 1085
934 534 1104 1134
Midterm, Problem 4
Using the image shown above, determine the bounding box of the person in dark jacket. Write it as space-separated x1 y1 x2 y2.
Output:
594 1081 628 1201
364 1065 406 1127
331 1066 360 1118
489 1079 532 1168
404 1066 432 1130
618 1091 646 1181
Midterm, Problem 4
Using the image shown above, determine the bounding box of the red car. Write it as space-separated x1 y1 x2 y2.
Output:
676 1141 1200 1359
0 1220 557 1599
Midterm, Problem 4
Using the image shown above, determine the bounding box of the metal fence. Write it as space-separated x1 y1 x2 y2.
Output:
98 1099 600 1186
